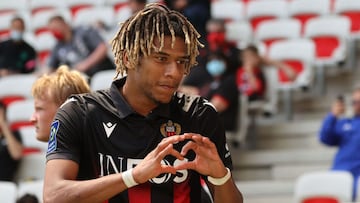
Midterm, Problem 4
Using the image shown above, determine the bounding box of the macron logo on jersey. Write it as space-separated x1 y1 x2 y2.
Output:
103 122 117 138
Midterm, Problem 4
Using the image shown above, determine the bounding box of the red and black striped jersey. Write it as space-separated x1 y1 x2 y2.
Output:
47 77 233 203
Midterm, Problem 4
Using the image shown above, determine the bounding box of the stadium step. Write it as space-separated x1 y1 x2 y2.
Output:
231 147 336 168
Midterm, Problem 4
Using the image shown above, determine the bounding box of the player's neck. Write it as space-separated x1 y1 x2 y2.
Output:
121 81 157 116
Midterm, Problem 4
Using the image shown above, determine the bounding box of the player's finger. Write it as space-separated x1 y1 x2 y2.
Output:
180 140 198 156
156 135 186 152
157 143 184 161
161 165 177 175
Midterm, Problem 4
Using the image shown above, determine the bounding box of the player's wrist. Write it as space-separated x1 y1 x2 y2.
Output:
122 168 139 188
208 167 231 186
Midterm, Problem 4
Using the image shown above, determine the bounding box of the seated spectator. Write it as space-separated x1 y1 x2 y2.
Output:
0 17 36 77
16 193 39 203
237 45 296 101
180 51 239 132
0 102 23 181
319 86 360 200
47 16 115 77
30 65 90 142
182 18 241 87
164 0 210 42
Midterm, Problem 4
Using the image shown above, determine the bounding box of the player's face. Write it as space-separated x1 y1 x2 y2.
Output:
30 93 59 142
129 36 189 105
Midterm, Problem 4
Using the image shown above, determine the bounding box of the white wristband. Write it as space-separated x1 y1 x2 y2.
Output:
207 167 231 186
122 169 139 188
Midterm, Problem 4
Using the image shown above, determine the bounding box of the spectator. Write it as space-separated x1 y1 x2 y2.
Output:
16 193 39 203
30 65 90 142
180 51 239 132
47 16 115 77
0 102 23 181
164 0 210 42
319 86 360 200
237 45 296 101
0 17 36 77
182 18 241 88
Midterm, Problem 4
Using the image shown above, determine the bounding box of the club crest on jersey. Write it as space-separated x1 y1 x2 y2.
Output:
47 120 59 153
160 120 181 137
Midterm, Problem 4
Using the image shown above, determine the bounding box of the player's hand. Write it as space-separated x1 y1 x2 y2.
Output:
132 134 192 184
175 133 228 178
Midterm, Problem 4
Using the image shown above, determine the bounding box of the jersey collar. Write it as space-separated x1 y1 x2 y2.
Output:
110 77 171 119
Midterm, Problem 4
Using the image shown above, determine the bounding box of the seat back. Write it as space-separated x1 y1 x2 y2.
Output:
294 171 353 203
0 181 17 203
211 1 245 21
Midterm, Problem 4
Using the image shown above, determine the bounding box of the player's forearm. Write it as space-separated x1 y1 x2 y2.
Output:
211 178 243 203
82 43 108 71
43 173 128 203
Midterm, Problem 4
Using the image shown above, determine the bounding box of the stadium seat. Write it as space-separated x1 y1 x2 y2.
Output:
114 5 133 25
0 0 28 14
254 18 301 52
225 21 253 49
19 126 48 153
91 69 117 91
15 153 46 182
0 181 17 203
246 0 289 31
294 171 353 203
73 6 115 28
303 16 350 94
6 99 34 131
63 0 103 18
0 74 37 107
211 0 245 21
268 39 315 120
17 180 44 202
33 32 57 68
29 8 72 36
0 12 16 40
28 0 65 15
334 0 360 38
104 0 128 13
289 0 331 34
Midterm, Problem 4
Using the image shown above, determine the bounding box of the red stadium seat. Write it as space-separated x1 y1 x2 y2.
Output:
334 0 360 38
289 0 331 34
246 0 288 31
302 197 339 203
294 171 353 203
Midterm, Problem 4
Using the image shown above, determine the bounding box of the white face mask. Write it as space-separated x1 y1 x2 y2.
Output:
10 30 23 41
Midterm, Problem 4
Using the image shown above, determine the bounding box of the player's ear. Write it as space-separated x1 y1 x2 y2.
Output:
123 51 131 68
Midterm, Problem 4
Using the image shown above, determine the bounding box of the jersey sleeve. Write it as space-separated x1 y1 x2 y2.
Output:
194 100 233 170
46 97 86 163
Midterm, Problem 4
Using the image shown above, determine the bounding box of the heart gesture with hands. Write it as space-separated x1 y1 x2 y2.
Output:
132 133 227 184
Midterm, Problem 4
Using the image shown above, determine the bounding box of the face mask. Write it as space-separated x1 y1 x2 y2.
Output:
207 32 226 50
51 30 65 41
206 59 226 77
10 30 23 41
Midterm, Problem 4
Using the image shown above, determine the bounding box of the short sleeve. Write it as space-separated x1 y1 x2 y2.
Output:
195 102 233 170
46 97 85 163
82 27 104 51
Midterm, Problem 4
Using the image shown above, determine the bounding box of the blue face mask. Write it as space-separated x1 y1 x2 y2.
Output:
206 59 226 77
10 30 23 41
